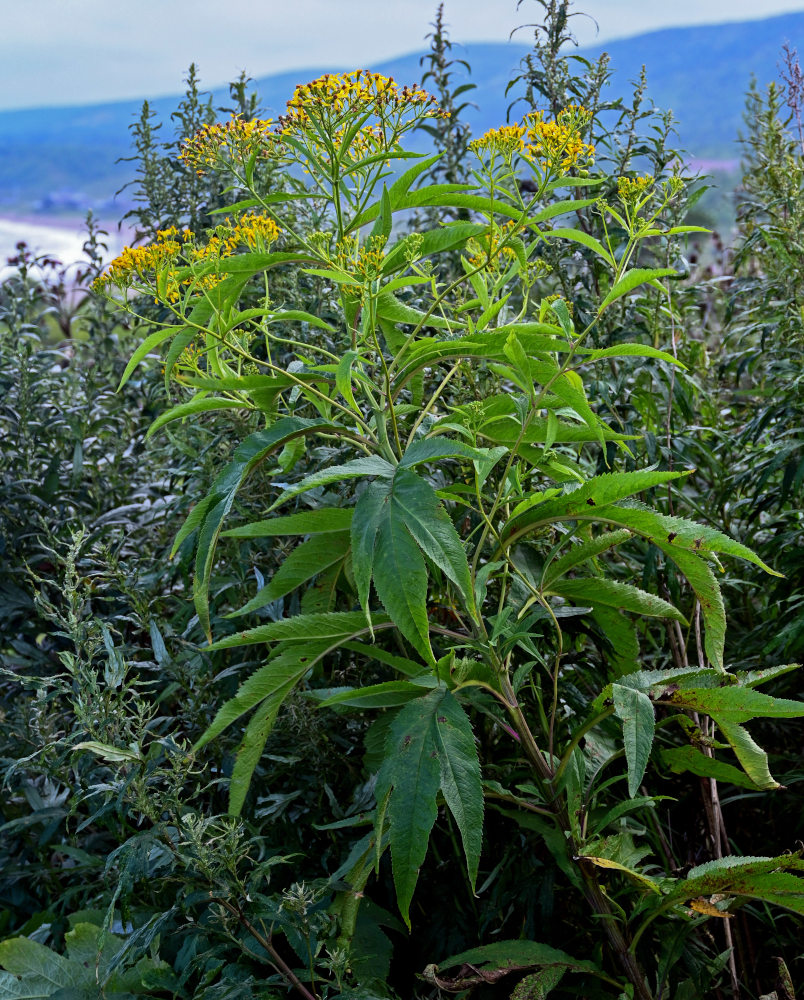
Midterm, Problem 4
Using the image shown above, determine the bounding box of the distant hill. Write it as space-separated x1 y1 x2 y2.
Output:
1 11 802 219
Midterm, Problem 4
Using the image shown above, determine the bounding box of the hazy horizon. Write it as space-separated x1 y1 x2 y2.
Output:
4 0 804 112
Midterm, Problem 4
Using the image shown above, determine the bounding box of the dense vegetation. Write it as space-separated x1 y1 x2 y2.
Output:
1 4 802 998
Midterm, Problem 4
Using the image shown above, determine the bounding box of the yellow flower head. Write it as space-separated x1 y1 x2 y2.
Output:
469 124 527 159
179 116 276 175
283 70 436 119
231 213 281 250
618 174 654 205
466 220 518 271
523 105 595 172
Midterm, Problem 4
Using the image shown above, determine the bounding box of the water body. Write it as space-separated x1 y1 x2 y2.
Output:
0 215 128 280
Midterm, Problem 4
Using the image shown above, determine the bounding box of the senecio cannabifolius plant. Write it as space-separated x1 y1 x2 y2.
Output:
98 71 804 1000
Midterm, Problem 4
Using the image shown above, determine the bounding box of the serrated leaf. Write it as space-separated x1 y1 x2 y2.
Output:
376 688 482 925
269 456 394 510
542 530 632 585
399 438 486 468
315 680 432 709
389 468 474 610
432 691 483 888
666 685 804 723
662 746 761 790
223 507 353 538
206 611 384 650
613 684 655 797
667 854 804 904
177 416 336 638
145 397 249 438
195 641 331 750
654 542 726 671
551 578 685 622
375 693 442 925
438 939 602 977
373 497 433 664
506 470 688 529
231 532 350 616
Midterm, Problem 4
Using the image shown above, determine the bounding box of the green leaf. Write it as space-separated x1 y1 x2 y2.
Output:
179 416 337 638
662 746 762 790
542 530 632 585
543 227 614 266
231 532 350 616
0 938 81 992
389 468 474 610
145 396 248 438
223 507 353 538
228 695 285 815
72 741 141 763
577 854 662 893
195 641 331 750
508 498 780 579
591 606 640 676
530 197 599 224
666 854 804 904
267 309 335 331
666 685 804 723
432 690 483 888
315 681 432 709
340 640 426 677
506 470 689 533
375 290 455 329
708 720 779 790
375 693 442 925
117 324 184 389
270 456 395 510
613 684 655 797
438 939 602 977
375 688 483 925
511 968 566 1000
581 343 684 367
206 611 384 650
598 267 677 312
352 468 473 660
411 221 489 260
373 490 433 663
551 578 685 622
655 543 726 670
399 438 486 468
352 480 390 629
336 350 361 411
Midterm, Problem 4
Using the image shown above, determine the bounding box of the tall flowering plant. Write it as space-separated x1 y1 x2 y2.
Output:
98 72 804 1000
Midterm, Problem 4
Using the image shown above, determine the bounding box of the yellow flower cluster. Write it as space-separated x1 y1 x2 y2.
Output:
94 215 280 298
282 70 438 122
233 213 281 250
466 221 518 271
523 105 595 171
469 124 527 158
179 117 276 175
618 175 654 204
334 233 387 285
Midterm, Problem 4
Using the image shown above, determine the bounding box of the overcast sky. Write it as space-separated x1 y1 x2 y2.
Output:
3 0 804 111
